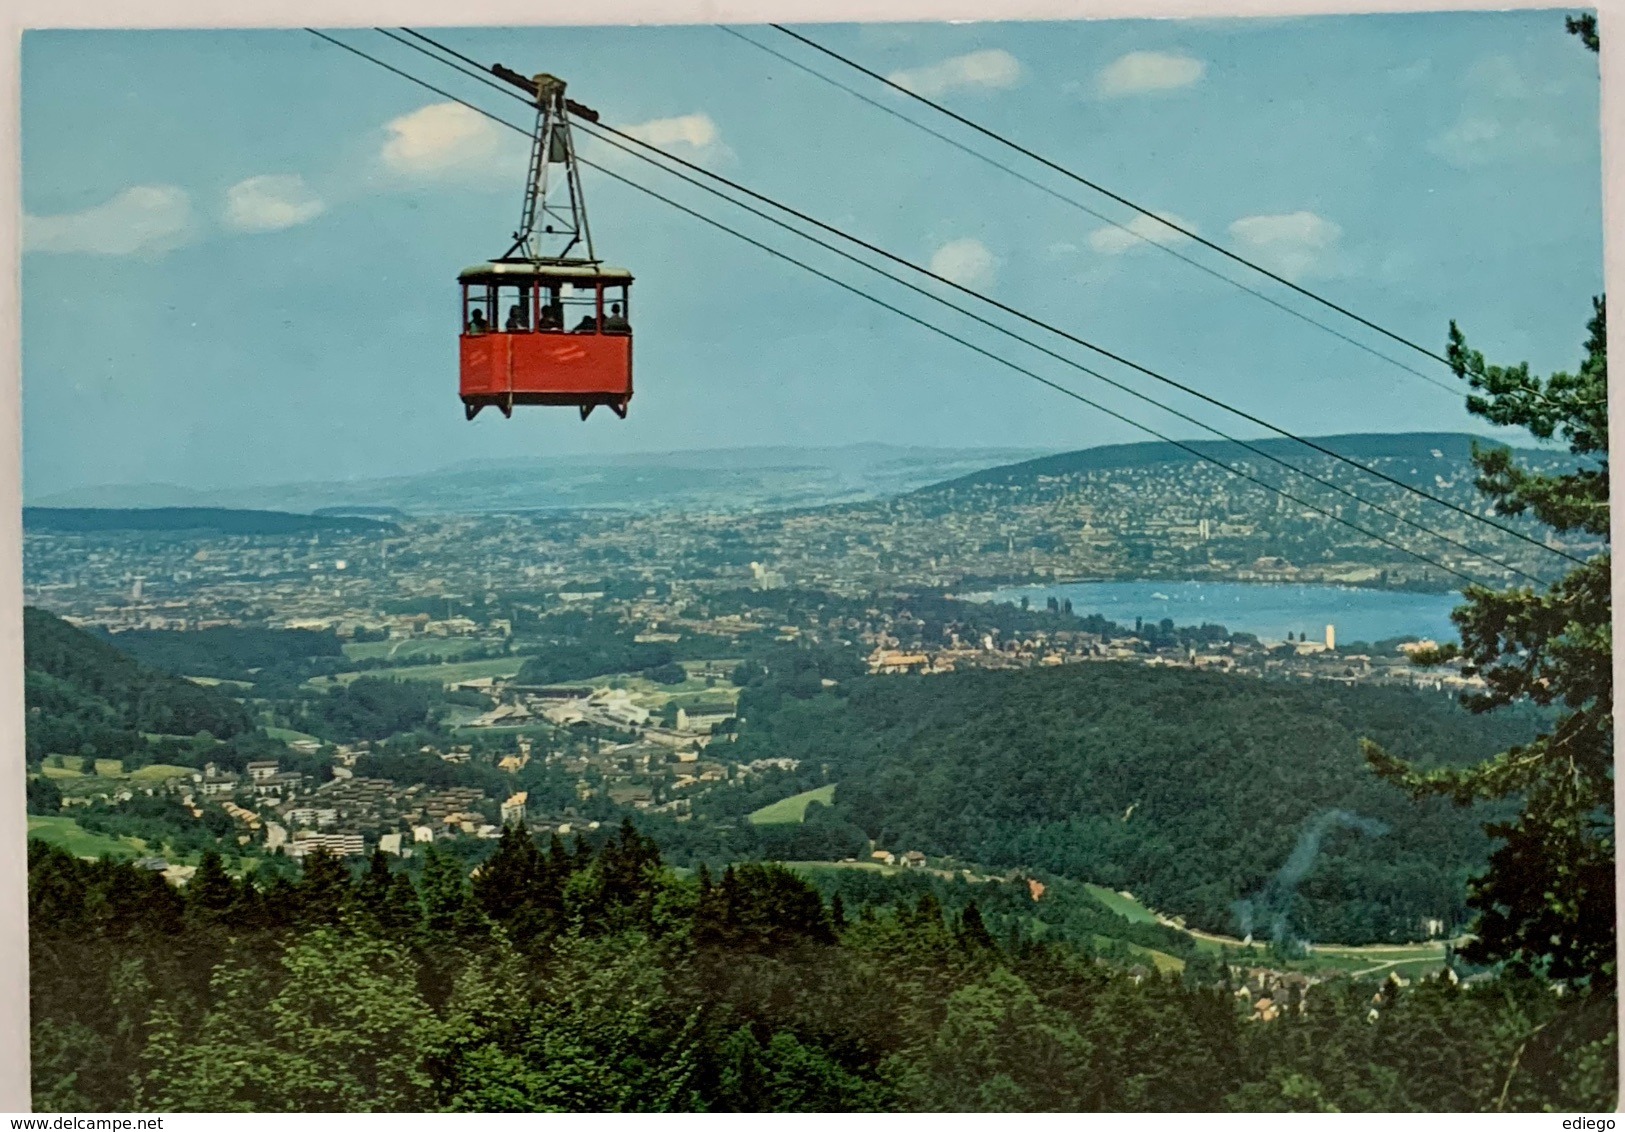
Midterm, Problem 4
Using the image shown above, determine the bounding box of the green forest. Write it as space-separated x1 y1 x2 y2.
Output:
27 825 1614 1113
24 606 255 762
720 658 1549 943
99 627 345 682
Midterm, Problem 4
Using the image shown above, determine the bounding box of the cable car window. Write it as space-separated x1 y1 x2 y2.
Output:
603 284 630 334
565 282 603 333
500 285 532 331
539 285 564 331
462 284 497 334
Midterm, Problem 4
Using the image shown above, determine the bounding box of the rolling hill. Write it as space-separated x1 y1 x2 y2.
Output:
729 660 1548 944
23 507 396 535
24 607 254 761
919 431 1561 493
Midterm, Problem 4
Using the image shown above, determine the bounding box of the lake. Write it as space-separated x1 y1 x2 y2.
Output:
972 581 1463 645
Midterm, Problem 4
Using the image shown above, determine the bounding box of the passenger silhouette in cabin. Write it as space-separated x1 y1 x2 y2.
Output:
539 298 564 331
505 303 529 331
468 308 489 334
573 312 600 333
603 302 630 334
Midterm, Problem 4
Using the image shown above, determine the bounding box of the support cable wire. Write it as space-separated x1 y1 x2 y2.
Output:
769 24 1456 371
389 26 1549 583
716 25 1458 399
304 28 1508 587
564 116 1549 585
394 27 1579 569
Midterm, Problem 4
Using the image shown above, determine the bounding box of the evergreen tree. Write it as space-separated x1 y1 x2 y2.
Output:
293 847 352 928
958 903 995 950
1364 293 1612 985
184 850 237 925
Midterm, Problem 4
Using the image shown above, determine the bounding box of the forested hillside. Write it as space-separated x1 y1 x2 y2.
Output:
923 432 1559 492
727 661 1548 943
24 607 254 760
27 826 1613 1112
100 626 345 681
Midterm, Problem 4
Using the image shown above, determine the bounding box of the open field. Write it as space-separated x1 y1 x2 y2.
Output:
27 816 146 859
310 657 525 688
186 675 253 689
42 761 194 783
342 637 494 662
1084 884 1161 924
748 785 836 825
1092 888 1456 976
1097 937 1185 974
129 763 194 782
782 861 1450 978
265 726 323 744
452 722 557 739
661 691 740 714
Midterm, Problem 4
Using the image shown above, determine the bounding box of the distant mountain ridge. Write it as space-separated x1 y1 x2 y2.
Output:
23 507 397 535
920 432 1558 494
28 444 1051 515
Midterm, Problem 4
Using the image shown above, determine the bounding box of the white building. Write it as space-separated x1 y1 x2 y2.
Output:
500 791 529 826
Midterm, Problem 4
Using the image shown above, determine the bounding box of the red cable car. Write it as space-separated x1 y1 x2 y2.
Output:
460 70 634 421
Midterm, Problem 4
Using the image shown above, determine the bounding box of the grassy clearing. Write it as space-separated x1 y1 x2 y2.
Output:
265 726 323 744
27 816 145 859
129 764 194 782
310 657 525 689
1083 884 1161 924
343 638 492 662
186 676 253 689
41 760 192 783
661 692 739 714
1181 923 1450 977
781 860 892 876
748 785 836 826
1089 936 1185 974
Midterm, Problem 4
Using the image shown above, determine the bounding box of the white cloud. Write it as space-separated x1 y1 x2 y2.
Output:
1087 211 1198 255
224 174 325 233
1428 55 1572 168
888 50 1022 97
1226 211 1342 280
25 185 195 256
381 102 512 177
930 237 996 287
621 113 725 157
1096 51 1205 98
1463 54 1534 101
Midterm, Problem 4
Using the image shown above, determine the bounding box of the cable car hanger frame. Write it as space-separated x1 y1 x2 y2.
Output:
457 67 634 423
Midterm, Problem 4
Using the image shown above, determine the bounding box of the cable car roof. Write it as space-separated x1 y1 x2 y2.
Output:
459 260 634 284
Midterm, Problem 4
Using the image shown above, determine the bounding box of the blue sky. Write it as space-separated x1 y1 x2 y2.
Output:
20 12 1604 497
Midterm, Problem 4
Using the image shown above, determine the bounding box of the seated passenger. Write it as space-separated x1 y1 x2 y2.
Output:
602 302 630 334
539 302 564 330
505 303 530 331
573 312 600 333
467 309 489 334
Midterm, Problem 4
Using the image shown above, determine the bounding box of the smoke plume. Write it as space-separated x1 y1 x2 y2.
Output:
1233 809 1389 946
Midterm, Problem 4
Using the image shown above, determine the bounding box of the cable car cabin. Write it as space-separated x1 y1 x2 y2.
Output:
458 261 633 420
